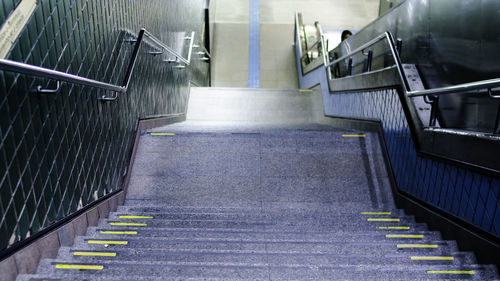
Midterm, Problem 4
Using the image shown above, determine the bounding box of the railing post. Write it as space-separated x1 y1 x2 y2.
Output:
347 57 353 76
366 50 373 72
37 81 61 94
396 38 403 56
424 95 440 127
494 97 500 135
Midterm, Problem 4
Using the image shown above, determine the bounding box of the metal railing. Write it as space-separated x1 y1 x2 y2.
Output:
295 12 304 58
325 31 500 98
0 28 196 101
295 12 327 75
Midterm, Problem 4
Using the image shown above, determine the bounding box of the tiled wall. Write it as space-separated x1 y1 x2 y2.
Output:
0 0 208 251
324 89 500 236
295 30 500 237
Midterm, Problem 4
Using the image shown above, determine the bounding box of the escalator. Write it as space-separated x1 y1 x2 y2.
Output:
15 88 499 280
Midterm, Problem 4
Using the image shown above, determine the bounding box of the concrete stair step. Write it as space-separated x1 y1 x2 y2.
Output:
34 259 498 280
121 201 398 212
109 211 408 221
96 217 418 231
57 246 474 266
89 222 430 235
86 226 439 240
17 275 500 281
71 236 458 254
116 205 405 216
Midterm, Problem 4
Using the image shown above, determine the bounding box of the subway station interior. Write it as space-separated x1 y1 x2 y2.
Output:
0 0 500 280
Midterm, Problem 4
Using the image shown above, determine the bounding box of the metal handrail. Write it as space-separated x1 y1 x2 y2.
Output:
307 38 322 51
295 12 303 58
0 28 196 101
197 44 211 59
142 30 194 65
325 31 500 98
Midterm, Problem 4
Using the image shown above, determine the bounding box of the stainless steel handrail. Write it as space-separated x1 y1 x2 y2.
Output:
295 12 303 58
200 44 211 59
142 30 194 65
296 13 326 73
0 28 196 101
325 31 500 98
0 58 126 93
307 38 322 51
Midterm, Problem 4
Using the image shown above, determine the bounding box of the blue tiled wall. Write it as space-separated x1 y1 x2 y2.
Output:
296 32 500 236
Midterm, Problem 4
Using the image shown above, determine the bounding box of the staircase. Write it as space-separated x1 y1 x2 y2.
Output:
16 88 499 280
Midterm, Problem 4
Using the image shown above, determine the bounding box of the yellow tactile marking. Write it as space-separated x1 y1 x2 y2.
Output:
386 234 424 239
150 133 176 136
55 264 103 270
201 22 205 43
73 251 117 257
427 270 475 274
109 222 147 226
367 218 400 222
397 244 438 248
119 215 154 219
377 226 410 230
87 240 128 245
411 256 454 261
342 134 366 137
361 212 391 215
100 231 138 235
299 89 313 92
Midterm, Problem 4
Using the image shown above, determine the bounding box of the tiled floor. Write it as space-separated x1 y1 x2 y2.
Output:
260 24 298 89
211 23 249 87
210 0 380 88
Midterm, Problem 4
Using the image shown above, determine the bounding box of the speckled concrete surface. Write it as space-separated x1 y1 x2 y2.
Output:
17 88 499 280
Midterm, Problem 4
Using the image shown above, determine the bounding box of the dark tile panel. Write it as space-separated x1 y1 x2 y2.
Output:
325 89 500 236
0 0 209 251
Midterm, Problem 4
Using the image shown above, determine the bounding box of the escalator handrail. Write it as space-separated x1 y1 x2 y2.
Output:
324 31 500 97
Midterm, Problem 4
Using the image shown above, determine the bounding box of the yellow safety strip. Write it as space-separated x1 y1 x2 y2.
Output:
73 251 117 257
55 264 103 270
367 218 400 222
397 244 438 248
427 270 475 274
87 240 128 245
386 234 424 239
299 89 313 92
100 231 138 235
201 22 205 44
109 222 147 226
150 133 176 136
377 226 410 230
342 134 366 137
361 212 391 215
411 256 454 261
119 215 154 219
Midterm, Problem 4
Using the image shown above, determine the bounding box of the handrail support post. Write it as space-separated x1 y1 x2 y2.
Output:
396 38 403 56
366 50 373 72
347 58 353 76
37 81 61 95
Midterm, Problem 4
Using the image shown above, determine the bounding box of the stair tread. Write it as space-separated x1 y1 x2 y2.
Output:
34 259 498 280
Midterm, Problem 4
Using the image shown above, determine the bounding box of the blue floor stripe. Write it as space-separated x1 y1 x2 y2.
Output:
248 0 260 88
